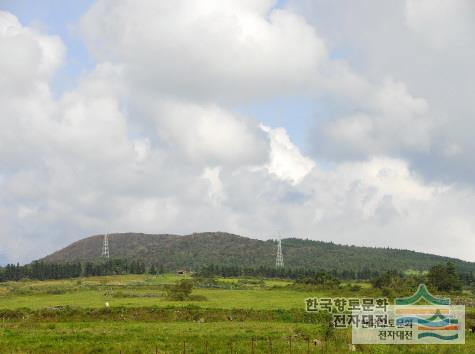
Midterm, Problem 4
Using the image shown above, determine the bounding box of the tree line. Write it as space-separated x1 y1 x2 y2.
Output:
198 264 382 280
0 261 380 282
0 259 165 282
370 262 468 294
1 259 473 293
198 263 475 293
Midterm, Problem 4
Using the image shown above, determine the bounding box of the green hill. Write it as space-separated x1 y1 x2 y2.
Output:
40 232 475 273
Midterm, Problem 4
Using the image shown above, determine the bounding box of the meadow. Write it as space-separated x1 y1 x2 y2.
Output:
0 274 474 353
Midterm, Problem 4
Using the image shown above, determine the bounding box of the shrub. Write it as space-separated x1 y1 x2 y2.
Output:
294 271 340 289
381 287 394 298
166 279 193 301
428 262 462 292
192 276 219 288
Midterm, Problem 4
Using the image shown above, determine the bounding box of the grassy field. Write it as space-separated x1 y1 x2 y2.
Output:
0 275 319 310
0 274 474 353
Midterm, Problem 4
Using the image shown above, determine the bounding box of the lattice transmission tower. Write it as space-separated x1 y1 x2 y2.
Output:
275 238 284 268
101 234 110 258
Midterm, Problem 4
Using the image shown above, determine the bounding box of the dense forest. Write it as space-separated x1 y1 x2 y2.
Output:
1 260 473 293
40 232 475 273
3 232 474 284
0 259 147 282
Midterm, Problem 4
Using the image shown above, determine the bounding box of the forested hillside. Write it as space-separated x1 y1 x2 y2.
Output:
40 232 475 273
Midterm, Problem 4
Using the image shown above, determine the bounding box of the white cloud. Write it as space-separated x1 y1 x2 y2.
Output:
133 138 151 162
202 166 225 206
406 0 475 50
141 98 270 167
290 0 475 184
2 3 475 266
261 125 315 184
294 157 475 259
323 79 432 157
0 11 64 92
80 0 327 102
442 143 462 158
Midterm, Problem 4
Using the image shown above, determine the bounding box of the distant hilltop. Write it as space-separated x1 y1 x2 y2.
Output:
40 232 475 273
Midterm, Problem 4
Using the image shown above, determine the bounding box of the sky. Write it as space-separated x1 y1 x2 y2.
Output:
0 0 474 264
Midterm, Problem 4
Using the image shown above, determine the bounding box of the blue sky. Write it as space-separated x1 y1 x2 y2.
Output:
1 0 475 263
1 0 315 150
1 0 95 94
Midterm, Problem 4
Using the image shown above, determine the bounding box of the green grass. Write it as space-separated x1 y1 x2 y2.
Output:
1 274 475 353
1 320 474 353
0 321 340 353
0 288 326 310
0 274 322 310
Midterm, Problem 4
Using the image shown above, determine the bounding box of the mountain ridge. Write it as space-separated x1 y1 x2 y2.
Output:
40 232 475 273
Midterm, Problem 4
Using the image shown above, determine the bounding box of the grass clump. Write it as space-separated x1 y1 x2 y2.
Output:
166 279 194 301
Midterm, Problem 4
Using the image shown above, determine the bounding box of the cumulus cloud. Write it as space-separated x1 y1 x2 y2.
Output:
0 11 64 93
1 2 475 265
297 157 475 260
406 0 475 50
321 78 432 158
261 125 315 184
0 9 273 261
202 166 225 206
141 98 270 167
290 0 475 184
0 11 64 170
79 0 327 101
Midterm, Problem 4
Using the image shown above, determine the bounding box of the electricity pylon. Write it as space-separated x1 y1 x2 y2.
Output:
275 238 284 268
101 234 109 258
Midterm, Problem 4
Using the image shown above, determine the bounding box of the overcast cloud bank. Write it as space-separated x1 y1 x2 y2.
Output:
0 0 474 263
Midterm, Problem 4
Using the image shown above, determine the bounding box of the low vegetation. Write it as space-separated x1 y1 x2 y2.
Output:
0 243 475 354
1 261 474 353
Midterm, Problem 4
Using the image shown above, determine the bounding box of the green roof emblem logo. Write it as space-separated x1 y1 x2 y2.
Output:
395 284 450 306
